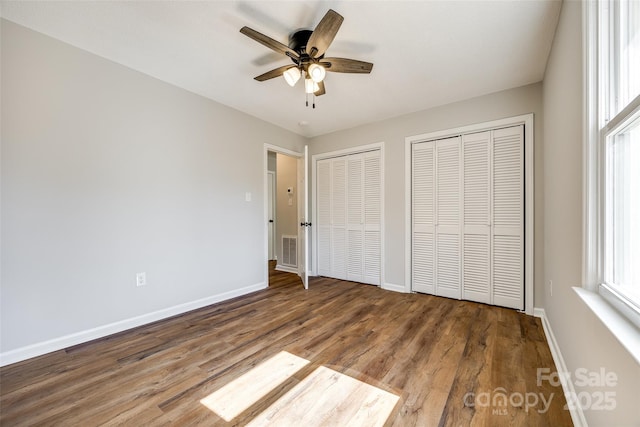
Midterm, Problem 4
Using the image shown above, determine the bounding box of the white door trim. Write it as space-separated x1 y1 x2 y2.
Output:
404 114 534 315
311 142 385 286
264 144 303 287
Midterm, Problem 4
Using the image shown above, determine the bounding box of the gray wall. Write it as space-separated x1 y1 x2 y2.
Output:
308 82 544 305
1 20 304 354
542 2 639 425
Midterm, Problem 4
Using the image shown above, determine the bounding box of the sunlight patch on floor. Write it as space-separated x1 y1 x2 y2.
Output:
246 366 399 427
199 351 309 421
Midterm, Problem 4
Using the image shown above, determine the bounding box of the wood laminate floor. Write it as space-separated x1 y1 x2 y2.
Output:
0 263 572 426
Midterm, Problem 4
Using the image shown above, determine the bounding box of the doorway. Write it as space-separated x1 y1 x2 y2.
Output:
264 144 309 289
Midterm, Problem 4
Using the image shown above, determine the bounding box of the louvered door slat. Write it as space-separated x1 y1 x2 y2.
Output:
492 125 523 309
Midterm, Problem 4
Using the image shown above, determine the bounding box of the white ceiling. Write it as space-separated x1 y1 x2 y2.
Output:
1 0 561 138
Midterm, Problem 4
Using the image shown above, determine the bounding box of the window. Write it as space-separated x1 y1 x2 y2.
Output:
605 115 640 308
586 0 640 327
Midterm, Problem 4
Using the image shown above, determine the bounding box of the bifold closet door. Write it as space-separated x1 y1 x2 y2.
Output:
411 137 462 298
331 157 347 280
412 125 523 310
317 159 332 277
412 141 435 294
316 157 347 280
435 137 462 299
362 151 381 285
462 131 491 304
316 151 381 285
492 126 524 310
346 154 364 282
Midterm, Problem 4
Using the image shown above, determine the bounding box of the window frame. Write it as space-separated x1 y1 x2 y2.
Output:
584 0 640 331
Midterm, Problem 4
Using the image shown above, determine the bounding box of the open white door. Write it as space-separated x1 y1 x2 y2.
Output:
267 171 276 260
298 146 309 289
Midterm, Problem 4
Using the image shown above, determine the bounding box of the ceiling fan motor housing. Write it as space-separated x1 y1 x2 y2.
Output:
288 30 312 53
288 30 323 68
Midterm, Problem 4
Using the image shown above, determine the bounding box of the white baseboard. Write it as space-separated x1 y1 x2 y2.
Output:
0 282 266 367
382 282 408 293
275 264 298 274
534 307 587 427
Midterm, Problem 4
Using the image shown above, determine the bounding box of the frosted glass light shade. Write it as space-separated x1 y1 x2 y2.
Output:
283 67 301 86
305 78 320 94
308 64 326 83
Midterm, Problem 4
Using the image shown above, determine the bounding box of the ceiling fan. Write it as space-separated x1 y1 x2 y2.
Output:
240 9 373 107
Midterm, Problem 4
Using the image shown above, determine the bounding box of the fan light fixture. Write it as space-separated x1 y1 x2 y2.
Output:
308 63 326 83
283 67 301 87
305 78 320 94
240 9 374 109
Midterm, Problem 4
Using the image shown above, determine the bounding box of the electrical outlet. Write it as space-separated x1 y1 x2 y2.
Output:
549 279 553 297
136 272 146 287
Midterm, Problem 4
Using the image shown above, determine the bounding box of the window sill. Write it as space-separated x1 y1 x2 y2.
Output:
573 287 640 365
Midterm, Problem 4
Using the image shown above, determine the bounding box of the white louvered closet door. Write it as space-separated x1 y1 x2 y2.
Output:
331 158 347 280
317 159 332 277
435 137 462 299
346 154 364 283
412 126 523 309
412 141 435 294
492 125 524 310
316 150 381 285
363 151 381 285
462 131 492 304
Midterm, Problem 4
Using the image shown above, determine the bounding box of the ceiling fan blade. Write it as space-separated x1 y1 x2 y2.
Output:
315 81 326 96
306 9 344 58
321 57 373 74
240 26 299 60
254 65 296 81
